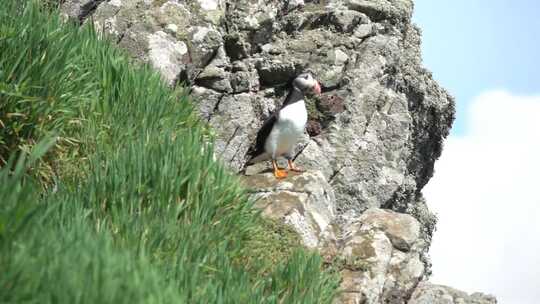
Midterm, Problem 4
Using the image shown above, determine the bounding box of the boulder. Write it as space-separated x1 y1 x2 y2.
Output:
408 282 498 304
242 171 337 249
339 208 426 304
147 30 189 85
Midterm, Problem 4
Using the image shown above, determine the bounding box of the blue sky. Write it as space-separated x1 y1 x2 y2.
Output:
413 0 540 135
414 2 540 304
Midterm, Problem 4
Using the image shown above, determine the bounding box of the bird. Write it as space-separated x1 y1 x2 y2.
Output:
247 72 322 179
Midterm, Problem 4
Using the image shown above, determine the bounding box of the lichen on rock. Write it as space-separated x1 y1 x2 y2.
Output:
409 282 497 304
242 171 337 249
339 208 426 303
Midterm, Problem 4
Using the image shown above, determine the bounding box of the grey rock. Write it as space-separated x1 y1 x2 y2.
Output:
339 208 425 304
256 60 301 87
409 283 497 304
242 171 337 249
147 31 188 85
196 0 222 11
230 70 259 93
224 33 250 61
190 86 222 121
287 0 305 11
188 26 223 69
354 23 376 38
355 208 420 251
164 23 178 35
345 0 414 22
153 1 192 30
207 93 257 168
312 9 370 33
196 64 232 93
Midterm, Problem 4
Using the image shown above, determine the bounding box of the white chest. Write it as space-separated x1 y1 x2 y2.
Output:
265 100 308 157
277 100 308 131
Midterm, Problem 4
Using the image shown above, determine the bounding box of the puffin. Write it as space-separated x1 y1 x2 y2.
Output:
247 72 322 179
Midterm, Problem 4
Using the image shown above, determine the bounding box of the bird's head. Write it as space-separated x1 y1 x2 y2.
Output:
293 72 322 96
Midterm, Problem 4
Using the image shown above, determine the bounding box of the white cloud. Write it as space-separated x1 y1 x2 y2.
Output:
423 91 540 304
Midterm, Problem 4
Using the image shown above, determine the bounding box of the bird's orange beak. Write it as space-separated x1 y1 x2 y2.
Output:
313 81 322 95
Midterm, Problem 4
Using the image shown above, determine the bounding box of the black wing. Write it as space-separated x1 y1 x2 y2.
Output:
247 113 277 162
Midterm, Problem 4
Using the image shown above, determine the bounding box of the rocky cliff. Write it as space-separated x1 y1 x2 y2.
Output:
60 0 496 303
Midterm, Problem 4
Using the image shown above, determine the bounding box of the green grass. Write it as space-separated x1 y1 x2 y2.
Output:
0 1 340 303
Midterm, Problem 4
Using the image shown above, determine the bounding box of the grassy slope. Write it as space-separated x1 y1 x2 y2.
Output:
0 1 339 303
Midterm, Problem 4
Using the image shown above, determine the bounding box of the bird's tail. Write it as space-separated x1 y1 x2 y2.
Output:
246 152 270 165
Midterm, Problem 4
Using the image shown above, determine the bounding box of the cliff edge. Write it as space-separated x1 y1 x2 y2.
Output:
60 0 496 302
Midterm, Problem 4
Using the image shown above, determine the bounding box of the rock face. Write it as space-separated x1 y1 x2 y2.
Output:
339 208 426 304
243 172 489 304
242 171 337 249
243 172 428 303
61 0 494 303
409 283 497 304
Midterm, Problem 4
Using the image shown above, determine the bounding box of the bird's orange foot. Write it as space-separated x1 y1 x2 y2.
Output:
274 168 288 179
287 160 304 172
272 159 288 179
